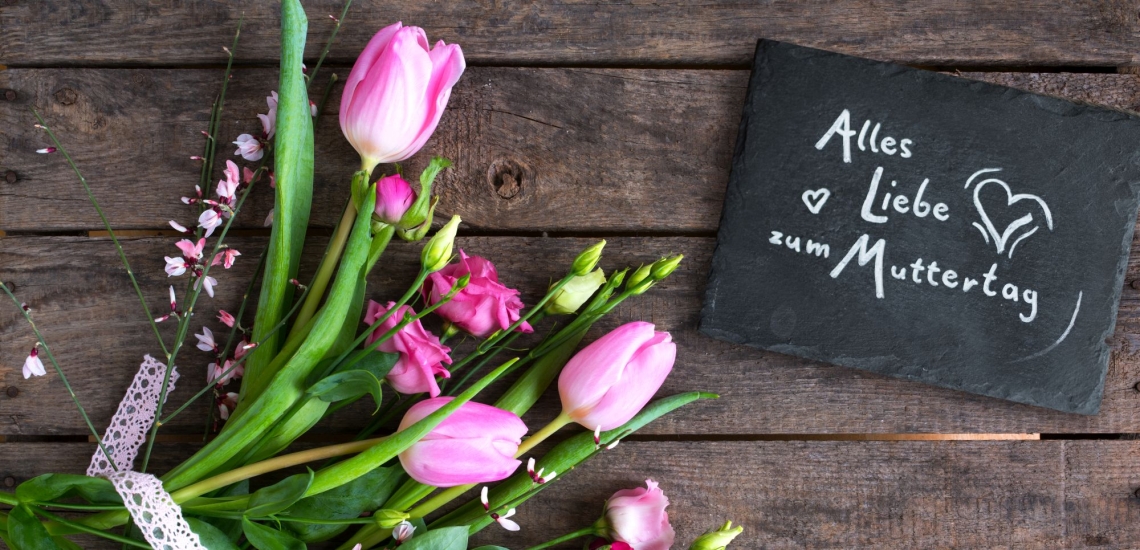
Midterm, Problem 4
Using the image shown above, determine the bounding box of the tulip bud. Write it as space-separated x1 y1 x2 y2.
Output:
397 397 528 487
374 174 417 224
571 240 606 276
371 509 410 529
651 254 683 281
558 321 676 431
547 268 606 315
340 24 465 172
422 215 461 273
688 521 743 550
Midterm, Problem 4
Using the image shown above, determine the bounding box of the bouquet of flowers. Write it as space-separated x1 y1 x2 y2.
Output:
0 3 740 549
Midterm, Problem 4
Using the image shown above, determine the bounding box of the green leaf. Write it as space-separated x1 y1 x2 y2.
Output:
470 547 510 550
187 518 240 550
15 474 120 505
241 0 314 402
285 465 403 542
432 392 716 532
306 370 384 410
342 349 399 379
8 505 61 550
242 518 306 550
246 470 314 518
399 526 468 550
199 480 249 541
50 538 81 550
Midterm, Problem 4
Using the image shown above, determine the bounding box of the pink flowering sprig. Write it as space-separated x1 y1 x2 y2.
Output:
0 279 116 467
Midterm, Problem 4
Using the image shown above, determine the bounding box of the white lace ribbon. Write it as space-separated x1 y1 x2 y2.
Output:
88 355 205 550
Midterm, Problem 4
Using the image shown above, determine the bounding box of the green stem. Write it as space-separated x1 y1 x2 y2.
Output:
0 490 17 506
30 110 169 358
306 0 353 88
31 507 150 549
0 281 115 468
289 175 364 339
524 527 597 550
515 412 573 458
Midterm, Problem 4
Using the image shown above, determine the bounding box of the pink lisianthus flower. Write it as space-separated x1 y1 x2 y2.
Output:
558 321 675 431
597 480 675 550
422 250 533 338
398 397 526 487
363 300 451 397
339 22 465 171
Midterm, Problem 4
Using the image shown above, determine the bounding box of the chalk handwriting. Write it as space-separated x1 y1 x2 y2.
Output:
815 109 914 163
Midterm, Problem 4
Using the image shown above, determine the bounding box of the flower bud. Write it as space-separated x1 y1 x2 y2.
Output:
547 268 606 315
688 521 743 550
572 240 606 276
399 156 451 230
594 480 674 550
374 174 417 224
371 509 410 529
397 397 527 487
626 264 652 293
421 215 461 273
650 254 683 281
397 196 439 242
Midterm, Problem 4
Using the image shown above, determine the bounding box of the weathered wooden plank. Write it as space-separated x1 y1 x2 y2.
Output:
5 68 1140 233
3 1 1140 67
4 235 1140 436
2 440 1139 549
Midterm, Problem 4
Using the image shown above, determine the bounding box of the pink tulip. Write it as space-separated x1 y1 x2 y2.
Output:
558 322 675 431
397 397 527 487
374 174 417 225
364 300 452 397
599 480 675 550
340 22 465 171
421 250 533 338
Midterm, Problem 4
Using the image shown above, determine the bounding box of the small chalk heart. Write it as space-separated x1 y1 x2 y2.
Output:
802 188 831 215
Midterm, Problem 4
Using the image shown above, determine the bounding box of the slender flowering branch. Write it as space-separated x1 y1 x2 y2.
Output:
30 110 169 358
0 281 115 468
306 0 353 88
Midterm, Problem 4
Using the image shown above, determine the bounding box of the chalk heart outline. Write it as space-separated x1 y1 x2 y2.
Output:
967 169 1053 259
801 188 831 215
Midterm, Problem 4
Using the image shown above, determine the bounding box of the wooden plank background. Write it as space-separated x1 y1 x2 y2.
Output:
5 1 1140 548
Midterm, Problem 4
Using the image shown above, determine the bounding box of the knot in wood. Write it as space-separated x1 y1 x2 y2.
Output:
487 158 529 200
5 386 18 398
2 89 16 101
4 170 17 184
54 87 79 106
2 476 14 488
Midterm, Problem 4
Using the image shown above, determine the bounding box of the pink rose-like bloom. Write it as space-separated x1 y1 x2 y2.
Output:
397 397 527 487
602 480 675 550
374 174 417 225
422 250 533 338
339 22 465 171
558 321 675 431
364 300 452 397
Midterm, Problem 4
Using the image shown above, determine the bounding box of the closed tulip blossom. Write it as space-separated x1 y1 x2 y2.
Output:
340 22 465 172
422 250 533 338
374 174 417 225
364 300 452 397
558 322 676 431
596 480 675 550
397 397 526 487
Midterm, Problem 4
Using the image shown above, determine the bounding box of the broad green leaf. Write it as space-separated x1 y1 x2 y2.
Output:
15 474 120 505
343 349 399 379
8 505 61 550
432 392 716 532
285 465 402 542
241 0 314 402
399 526 467 550
199 480 249 541
242 518 306 550
246 470 314 518
187 518 241 550
307 370 384 409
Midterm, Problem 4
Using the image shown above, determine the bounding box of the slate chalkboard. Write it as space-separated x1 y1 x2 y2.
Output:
700 40 1140 414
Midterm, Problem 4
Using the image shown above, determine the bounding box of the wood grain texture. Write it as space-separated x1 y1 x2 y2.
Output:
3 440 1140 549
4 235 1140 436
5 69 1140 233
4 1 1140 67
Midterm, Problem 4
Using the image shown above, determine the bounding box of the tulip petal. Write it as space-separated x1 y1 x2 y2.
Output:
576 331 675 431
558 322 659 423
340 22 403 132
400 438 521 487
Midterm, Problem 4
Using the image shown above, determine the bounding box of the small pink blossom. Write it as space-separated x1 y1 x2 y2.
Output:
218 160 241 202
233 133 263 161
422 250 533 338
23 347 46 379
175 238 206 262
212 248 241 269
481 487 520 531
218 392 239 420
264 208 275 227
234 337 252 360
195 326 217 353
198 275 218 298
165 256 188 277
364 300 452 397
198 209 223 237
36 147 57 154
169 220 189 233
243 167 257 185
392 521 415 543
209 359 243 386
217 310 235 327
258 91 278 140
